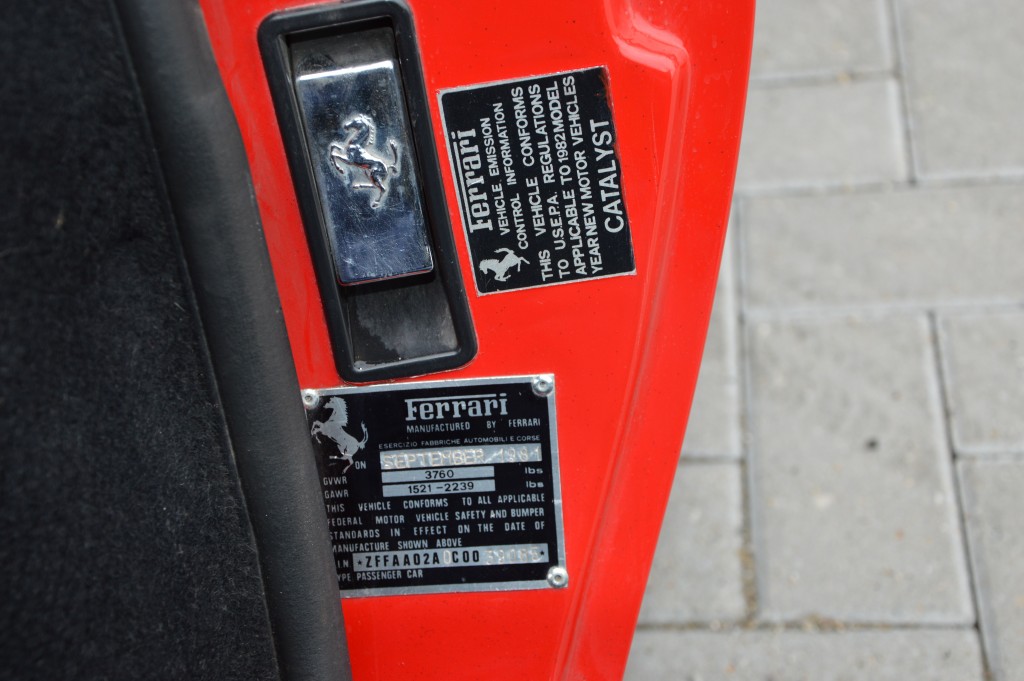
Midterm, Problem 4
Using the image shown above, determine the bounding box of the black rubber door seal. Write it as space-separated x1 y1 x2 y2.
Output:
113 1 352 679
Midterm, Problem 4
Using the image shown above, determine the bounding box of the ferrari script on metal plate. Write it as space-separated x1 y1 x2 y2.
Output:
303 375 567 597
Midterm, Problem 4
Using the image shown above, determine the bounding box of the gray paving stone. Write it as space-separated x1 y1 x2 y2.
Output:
751 0 892 79
939 311 1024 455
900 0 1024 177
682 237 740 459
960 461 1024 681
735 79 906 192
742 184 1024 310
749 316 973 623
625 629 984 681
637 463 745 624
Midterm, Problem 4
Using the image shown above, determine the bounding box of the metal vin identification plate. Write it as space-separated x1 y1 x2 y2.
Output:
303 376 566 597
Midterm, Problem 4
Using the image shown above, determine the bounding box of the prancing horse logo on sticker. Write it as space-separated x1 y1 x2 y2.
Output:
479 248 529 282
311 397 368 474
329 114 400 209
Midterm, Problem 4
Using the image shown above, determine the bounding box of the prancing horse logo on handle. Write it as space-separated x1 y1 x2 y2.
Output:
329 114 400 209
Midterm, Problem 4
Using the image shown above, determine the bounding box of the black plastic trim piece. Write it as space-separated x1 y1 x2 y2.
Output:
112 1 352 680
259 0 478 383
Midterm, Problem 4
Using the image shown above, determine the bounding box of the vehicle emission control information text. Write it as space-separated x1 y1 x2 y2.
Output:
439 67 635 294
305 376 566 597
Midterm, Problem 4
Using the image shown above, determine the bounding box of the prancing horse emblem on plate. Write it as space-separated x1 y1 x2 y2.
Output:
311 397 368 474
329 114 400 208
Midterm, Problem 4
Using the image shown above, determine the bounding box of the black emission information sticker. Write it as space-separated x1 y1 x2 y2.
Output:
304 376 566 597
439 67 635 294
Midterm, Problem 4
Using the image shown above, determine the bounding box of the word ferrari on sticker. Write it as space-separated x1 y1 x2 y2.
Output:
440 67 635 294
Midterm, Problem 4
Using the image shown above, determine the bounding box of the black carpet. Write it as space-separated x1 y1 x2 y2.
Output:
0 1 280 678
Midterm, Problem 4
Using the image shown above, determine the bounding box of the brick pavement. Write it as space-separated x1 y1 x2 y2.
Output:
628 0 1024 678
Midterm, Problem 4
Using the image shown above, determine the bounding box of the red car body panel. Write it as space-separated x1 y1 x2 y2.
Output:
198 0 753 677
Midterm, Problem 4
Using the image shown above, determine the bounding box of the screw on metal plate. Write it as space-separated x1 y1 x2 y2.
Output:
301 390 320 410
532 375 554 397
547 566 569 589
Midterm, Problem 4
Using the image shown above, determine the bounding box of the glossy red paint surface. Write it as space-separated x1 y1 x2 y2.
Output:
197 0 753 678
